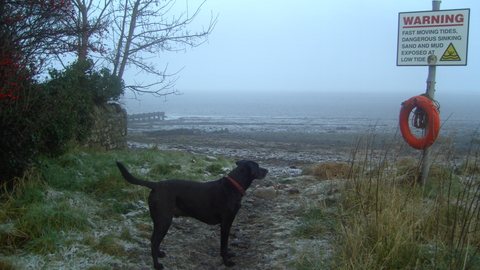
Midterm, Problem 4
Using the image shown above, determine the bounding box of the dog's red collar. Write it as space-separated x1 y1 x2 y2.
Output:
226 176 245 196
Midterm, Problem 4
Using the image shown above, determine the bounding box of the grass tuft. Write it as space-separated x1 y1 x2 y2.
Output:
150 163 181 175
0 260 16 270
294 206 338 239
95 233 126 257
205 163 226 175
294 129 480 269
297 131 480 270
303 162 351 180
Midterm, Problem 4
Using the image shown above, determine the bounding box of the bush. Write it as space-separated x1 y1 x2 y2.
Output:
45 60 124 142
0 60 124 187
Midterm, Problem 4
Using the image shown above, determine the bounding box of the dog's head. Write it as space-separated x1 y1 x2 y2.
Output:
230 160 268 192
235 160 268 180
231 160 268 192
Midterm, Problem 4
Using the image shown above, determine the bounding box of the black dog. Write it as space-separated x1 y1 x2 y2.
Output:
116 160 268 269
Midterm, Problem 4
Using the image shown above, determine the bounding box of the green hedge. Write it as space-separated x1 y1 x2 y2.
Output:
0 60 124 186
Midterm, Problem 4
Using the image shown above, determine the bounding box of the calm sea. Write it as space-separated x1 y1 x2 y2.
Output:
123 91 480 136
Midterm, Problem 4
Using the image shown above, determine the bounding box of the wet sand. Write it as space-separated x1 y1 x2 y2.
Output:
126 118 480 178
126 121 424 178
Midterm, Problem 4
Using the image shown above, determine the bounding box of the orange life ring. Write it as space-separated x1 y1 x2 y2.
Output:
399 95 440 150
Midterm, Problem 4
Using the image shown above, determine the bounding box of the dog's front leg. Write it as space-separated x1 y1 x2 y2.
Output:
220 215 237 267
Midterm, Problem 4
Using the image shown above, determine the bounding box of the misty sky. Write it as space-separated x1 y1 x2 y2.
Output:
124 0 479 98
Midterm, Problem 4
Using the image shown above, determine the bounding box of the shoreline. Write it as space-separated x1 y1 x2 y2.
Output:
126 119 479 179
126 121 423 178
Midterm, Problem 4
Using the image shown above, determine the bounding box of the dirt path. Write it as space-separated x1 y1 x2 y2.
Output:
120 176 339 270
118 131 344 269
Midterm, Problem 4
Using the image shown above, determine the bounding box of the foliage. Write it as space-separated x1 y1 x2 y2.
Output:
0 13 30 103
0 147 231 262
0 59 124 186
296 134 480 270
47 59 124 106
294 206 337 239
205 163 226 175
1 0 214 184
0 37 25 103
0 260 15 270
336 166 480 269
150 163 182 175
0 168 90 255
0 83 47 184
0 0 76 72
94 233 126 257
42 64 95 144
302 162 351 180
0 0 78 184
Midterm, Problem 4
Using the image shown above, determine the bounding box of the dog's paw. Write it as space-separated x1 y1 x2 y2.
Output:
158 250 166 258
224 260 236 267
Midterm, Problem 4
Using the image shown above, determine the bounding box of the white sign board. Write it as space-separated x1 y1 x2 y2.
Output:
397 9 470 66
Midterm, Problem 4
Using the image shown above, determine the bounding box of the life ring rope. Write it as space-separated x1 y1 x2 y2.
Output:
399 95 440 150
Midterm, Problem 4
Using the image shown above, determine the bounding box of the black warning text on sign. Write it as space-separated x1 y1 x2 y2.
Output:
397 9 469 66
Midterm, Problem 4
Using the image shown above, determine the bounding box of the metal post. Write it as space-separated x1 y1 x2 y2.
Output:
420 0 441 185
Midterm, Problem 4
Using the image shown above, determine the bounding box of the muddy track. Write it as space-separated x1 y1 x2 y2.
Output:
119 176 339 270
118 131 345 269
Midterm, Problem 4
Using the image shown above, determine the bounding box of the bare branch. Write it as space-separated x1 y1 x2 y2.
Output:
108 0 218 97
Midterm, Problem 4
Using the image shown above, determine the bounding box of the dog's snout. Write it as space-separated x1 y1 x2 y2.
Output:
259 168 268 178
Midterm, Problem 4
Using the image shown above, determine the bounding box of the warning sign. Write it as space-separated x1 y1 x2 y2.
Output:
440 43 461 61
397 9 470 66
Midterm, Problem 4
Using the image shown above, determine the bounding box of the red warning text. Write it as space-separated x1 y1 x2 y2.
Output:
403 13 464 28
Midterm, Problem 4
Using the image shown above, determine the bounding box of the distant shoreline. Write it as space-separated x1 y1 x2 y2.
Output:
127 120 410 177
127 118 479 151
127 117 396 136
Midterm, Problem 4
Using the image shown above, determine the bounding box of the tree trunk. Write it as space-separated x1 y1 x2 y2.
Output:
117 0 140 80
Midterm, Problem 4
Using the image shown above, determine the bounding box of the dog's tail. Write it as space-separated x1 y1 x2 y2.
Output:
116 162 157 189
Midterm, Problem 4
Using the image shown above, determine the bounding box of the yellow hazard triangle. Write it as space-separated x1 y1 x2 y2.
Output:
440 43 461 61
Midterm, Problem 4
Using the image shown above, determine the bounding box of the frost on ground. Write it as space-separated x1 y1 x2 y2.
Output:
7 175 342 270
5 131 350 269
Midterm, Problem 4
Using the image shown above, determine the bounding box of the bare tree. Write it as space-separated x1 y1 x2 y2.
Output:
69 0 113 62
108 0 217 97
2 0 77 71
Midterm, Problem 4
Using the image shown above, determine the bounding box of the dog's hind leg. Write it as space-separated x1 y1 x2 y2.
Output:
151 220 171 270
149 196 174 270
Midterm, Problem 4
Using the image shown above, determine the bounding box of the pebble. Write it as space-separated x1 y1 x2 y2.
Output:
234 231 245 238
287 187 300 194
205 155 217 161
253 187 276 198
231 239 250 248
281 177 295 183
242 203 253 208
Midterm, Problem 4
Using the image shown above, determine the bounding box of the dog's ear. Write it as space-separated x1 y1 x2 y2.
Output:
249 162 259 175
236 160 248 166
245 161 260 175
236 160 260 175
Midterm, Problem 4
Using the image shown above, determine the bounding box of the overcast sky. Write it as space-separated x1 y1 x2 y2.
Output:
124 0 479 97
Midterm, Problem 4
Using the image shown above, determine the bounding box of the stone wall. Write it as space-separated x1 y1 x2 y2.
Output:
85 103 127 151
